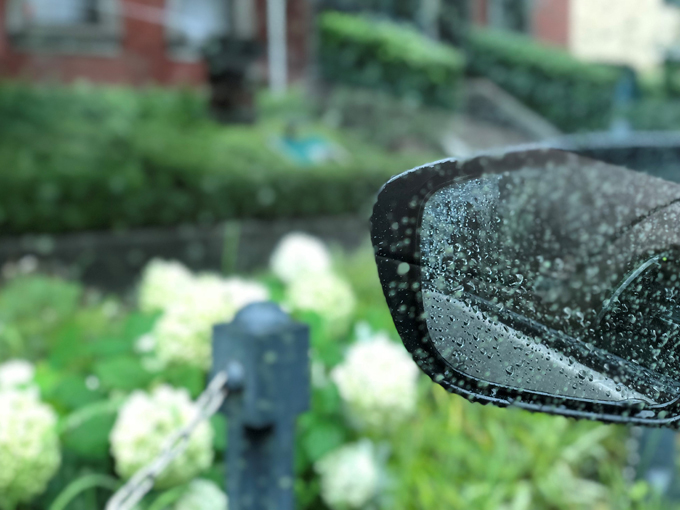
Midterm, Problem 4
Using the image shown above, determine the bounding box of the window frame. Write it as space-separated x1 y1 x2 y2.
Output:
6 0 122 56
165 0 232 62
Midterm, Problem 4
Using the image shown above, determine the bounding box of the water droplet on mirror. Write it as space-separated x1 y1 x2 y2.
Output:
397 262 410 275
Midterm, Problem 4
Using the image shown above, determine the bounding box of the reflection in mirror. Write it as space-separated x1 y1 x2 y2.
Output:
421 154 680 406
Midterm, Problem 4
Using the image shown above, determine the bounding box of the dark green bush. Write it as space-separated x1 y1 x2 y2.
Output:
626 98 680 130
0 83 432 235
466 29 622 132
319 11 465 108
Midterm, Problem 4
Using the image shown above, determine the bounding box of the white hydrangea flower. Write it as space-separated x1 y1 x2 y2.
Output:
0 359 35 389
186 274 247 324
270 232 332 284
110 385 214 489
315 440 380 509
0 389 60 509
151 274 269 370
331 332 419 431
173 479 228 510
152 303 215 370
286 272 355 335
139 259 195 313
219 277 270 313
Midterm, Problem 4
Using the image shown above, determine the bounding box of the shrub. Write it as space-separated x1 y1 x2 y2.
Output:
0 244 654 510
0 83 433 236
0 386 61 510
319 12 465 108
626 98 680 130
466 28 623 132
110 385 214 489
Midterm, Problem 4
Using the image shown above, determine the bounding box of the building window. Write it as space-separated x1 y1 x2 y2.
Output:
166 0 231 60
27 0 100 25
6 0 122 55
488 0 530 33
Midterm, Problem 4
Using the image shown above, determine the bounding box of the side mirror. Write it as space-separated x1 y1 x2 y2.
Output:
371 149 680 426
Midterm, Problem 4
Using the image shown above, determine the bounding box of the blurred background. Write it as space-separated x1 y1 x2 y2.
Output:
2 1 680 509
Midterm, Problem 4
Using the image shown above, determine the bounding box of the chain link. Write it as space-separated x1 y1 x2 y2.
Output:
105 370 229 510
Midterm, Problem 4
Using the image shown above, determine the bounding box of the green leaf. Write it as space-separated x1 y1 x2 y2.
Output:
211 414 227 453
146 485 188 510
202 464 225 488
87 336 135 358
49 323 91 370
122 312 159 343
48 374 105 412
161 365 205 398
34 361 64 397
629 481 650 502
302 421 347 463
298 311 344 367
48 474 119 510
59 396 124 434
259 275 286 303
61 410 118 461
311 383 342 416
295 478 321 510
94 355 154 392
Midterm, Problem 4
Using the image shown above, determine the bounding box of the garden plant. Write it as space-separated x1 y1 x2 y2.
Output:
0 233 671 510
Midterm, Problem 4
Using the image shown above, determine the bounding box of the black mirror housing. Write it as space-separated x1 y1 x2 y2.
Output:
372 148 680 426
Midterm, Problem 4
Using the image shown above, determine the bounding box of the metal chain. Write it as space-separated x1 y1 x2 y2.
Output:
105 371 229 510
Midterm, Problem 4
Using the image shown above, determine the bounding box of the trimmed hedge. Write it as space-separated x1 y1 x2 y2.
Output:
626 98 680 130
466 28 623 132
0 83 433 235
319 11 465 108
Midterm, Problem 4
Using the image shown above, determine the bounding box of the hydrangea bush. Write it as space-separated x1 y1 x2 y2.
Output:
286 271 356 336
110 385 214 488
331 329 419 432
0 233 654 510
0 362 60 510
172 479 228 510
315 440 381 509
270 232 333 284
139 266 269 370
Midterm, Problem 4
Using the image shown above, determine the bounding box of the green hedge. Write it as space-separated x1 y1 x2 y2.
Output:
319 11 465 108
0 83 433 235
626 98 680 130
466 29 623 132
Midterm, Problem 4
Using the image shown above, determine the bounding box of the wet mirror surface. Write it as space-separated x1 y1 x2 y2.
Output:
421 154 680 405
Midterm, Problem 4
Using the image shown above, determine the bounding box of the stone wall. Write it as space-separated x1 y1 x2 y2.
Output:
0 216 370 291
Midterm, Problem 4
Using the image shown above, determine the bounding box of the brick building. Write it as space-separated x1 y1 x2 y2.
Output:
0 0 311 85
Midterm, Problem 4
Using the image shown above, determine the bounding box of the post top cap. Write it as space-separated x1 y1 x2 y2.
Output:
232 301 296 335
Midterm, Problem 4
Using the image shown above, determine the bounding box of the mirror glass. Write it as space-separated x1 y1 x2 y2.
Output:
420 154 680 405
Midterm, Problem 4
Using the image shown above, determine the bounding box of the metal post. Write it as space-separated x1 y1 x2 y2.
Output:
632 427 680 500
419 0 441 39
267 0 288 95
212 302 310 510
